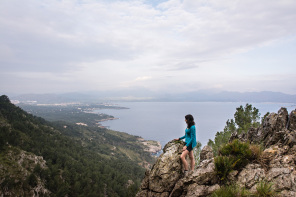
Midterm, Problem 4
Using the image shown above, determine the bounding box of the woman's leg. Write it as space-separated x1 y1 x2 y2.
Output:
189 150 195 171
180 150 189 171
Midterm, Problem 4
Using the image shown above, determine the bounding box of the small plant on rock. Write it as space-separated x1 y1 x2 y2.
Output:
254 180 277 197
214 156 236 182
249 144 263 162
211 184 250 197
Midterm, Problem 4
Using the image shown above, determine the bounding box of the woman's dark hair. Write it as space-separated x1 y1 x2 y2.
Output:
185 114 195 128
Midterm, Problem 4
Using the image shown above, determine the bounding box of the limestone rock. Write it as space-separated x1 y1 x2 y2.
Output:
279 190 296 197
138 140 185 195
288 110 296 131
261 108 289 147
200 145 213 162
140 170 150 189
169 158 218 197
237 164 265 189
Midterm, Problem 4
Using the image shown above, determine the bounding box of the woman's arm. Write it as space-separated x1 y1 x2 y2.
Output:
179 135 185 140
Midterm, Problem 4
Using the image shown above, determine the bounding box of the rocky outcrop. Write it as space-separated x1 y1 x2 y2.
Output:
0 146 50 196
136 141 185 197
137 108 296 197
232 145 296 197
288 109 296 131
137 141 219 197
199 145 213 163
230 108 296 148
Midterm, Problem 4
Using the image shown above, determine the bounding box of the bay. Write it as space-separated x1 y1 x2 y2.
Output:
94 102 296 148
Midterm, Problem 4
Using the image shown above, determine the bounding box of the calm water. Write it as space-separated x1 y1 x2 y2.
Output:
94 102 296 148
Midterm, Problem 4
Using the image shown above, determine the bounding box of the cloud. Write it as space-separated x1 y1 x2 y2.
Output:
135 76 152 81
0 0 296 94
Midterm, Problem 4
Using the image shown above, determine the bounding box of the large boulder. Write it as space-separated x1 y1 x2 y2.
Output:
169 158 219 197
199 145 213 162
137 140 185 196
261 108 289 147
237 164 265 191
137 141 219 197
241 108 296 148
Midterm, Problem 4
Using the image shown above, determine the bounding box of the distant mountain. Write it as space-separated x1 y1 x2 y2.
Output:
10 90 296 103
160 91 296 103
11 93 98 104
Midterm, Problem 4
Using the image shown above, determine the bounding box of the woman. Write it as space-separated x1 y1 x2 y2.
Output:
175 114 197 175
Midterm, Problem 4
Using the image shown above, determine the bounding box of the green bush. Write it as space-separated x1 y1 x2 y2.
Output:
208 103 261 156
211 181 277 197
254 180 277 197
219 139 252 170
214 156 236 182
211 184 250 197
214 140 257 183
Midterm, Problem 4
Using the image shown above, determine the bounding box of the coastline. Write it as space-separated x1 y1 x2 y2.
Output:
138 138 162 156
96 114 162 157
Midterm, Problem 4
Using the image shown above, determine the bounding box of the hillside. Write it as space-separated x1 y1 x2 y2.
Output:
0 95 158 196
137 107 296 197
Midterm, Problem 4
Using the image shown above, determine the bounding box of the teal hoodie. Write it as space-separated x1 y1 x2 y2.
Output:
179 125 197 148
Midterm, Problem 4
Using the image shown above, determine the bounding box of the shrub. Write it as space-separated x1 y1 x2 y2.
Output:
219 139 252 170
214 156 236 183
215 140 263 184
254 180 277 197
211 184 250 197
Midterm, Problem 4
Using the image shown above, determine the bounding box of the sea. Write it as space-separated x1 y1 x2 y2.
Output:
94 102 296 148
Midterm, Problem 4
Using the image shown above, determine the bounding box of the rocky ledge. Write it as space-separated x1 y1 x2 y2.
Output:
136 108 296 197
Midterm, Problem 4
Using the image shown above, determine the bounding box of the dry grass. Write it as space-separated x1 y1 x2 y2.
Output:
258 151 273 172
249 144 263 161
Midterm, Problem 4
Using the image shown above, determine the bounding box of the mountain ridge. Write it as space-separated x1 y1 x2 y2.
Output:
0 95 157 196
10 90 296 103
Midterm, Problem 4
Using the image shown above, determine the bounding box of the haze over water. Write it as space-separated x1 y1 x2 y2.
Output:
95 102 296 148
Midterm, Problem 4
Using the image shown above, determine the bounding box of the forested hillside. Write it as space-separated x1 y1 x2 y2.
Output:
0 95 155 196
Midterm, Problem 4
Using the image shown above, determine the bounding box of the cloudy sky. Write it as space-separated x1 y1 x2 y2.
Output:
1 0 296 96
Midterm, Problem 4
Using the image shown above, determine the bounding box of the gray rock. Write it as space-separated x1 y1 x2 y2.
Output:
288 110 296 131
169 158 218 197
261 108 289 147
138 140 185 194
279 190 296 197
185 184 207 197
199 145 213 162
237 164 265 189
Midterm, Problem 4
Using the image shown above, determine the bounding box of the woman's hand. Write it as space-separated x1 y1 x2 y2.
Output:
174 138 179 141
183 146 187 151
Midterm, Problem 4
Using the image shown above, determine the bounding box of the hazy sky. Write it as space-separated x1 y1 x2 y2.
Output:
1 0 296 95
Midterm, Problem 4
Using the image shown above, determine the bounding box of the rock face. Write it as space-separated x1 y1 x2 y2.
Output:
199 145 213 163
137 108 296 197
230 108 296 148
136 140 185 197
0 147 50 197
137 141 218 197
